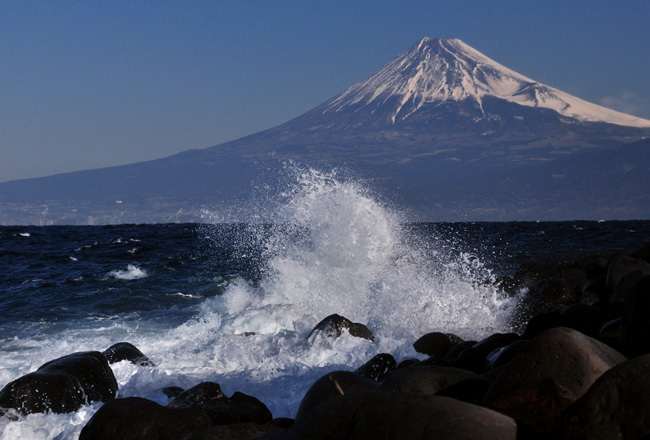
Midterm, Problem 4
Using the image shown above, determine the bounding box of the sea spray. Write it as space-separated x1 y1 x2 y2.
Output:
208 166 517 341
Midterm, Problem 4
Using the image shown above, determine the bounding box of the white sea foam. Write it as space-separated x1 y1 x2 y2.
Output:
0 166 519 440
108 264 148 280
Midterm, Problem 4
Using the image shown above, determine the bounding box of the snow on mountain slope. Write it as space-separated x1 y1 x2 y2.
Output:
324 37 650 128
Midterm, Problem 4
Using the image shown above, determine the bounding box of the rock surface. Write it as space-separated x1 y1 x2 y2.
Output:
0 351 117 415
103 342 155 366
307 314 375 341
558 354 650 439
268 392 517 440
79 397 212 440
484 327 627 431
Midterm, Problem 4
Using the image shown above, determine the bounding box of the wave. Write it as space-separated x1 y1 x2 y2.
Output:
107 264 148 280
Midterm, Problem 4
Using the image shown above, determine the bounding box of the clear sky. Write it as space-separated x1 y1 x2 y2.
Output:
2 0 649 183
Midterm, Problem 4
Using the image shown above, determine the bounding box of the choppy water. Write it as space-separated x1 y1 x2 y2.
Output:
1 168 648 439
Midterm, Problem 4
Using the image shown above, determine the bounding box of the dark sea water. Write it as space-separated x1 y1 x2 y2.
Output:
1 169 649 439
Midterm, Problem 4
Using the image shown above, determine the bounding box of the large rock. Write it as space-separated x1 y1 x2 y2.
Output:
484 327 626 432
618 276 650 357
0 351 118 414
508 252 614 328
380 365 484 396
79 397 212 440
558 354 650 439
267 392 517 440
168 382 272 425
187 423 284 440
354 353 396 381
606 254 650 293
307 314 374 342
295 371 379 421
452 333 520 374
380 365 489 403
103 342 154 366
412 332 463 357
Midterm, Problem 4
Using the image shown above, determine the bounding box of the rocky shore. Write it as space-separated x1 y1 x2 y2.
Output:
1 243 650 439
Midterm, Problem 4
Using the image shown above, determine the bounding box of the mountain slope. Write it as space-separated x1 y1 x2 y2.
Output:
1 37 649 224
323 38 650 127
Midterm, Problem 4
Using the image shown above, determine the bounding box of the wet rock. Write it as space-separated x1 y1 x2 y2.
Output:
380 365 487 398
355 353 396 381
484 327 626 432
307 314 374 342
396 358 420 368
618 275 650 357
103 342 154 366
412 332 463 357
0 351 117 414
606 254 650 293
268 417 295 428
295 371 379 421
168 382 272 425
188 422 284 440
162 386 185 399
451 333 520 374
79 397 212 440
508 252 615 327
610 270 648 305
558 354 650 439
558 303 601 337
633 242 650 262
522 311 561 339
452 346 492 374
485 339 530 370
444 340 476 361
413 356 451 367
267 392 517 440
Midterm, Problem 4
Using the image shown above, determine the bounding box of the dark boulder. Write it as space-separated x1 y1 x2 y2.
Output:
307 314 374 342
412 332 463 357
79 397 212 440
162 386 185 399
609 270 648 305
168 382 272 426
484 327 626 432
558 303 601 337
266 392 517 440
508 252 615 328
618 275 650 357
444 340 477 361
380 365 488 399
396 358 420 368
295 371 379 421
354 353 396 381
522 311 562 339
452 333 520 374
187 423 284 440
558 354 650 439
606 254 650 293
485 339 530 370
0 351 117 414
103 342 154 366
633 242 650 262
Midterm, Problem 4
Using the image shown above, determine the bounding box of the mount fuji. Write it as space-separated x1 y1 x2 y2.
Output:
2 37 650 224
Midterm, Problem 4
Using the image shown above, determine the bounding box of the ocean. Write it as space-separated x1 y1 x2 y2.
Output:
1 169 649 439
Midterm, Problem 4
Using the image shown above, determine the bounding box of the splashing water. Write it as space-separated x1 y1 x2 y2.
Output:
213 166 516 341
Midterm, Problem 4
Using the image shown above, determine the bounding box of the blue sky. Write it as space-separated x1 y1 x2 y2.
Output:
2 0 649 182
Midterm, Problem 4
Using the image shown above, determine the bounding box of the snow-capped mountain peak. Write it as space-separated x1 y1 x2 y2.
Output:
324 37 650 128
